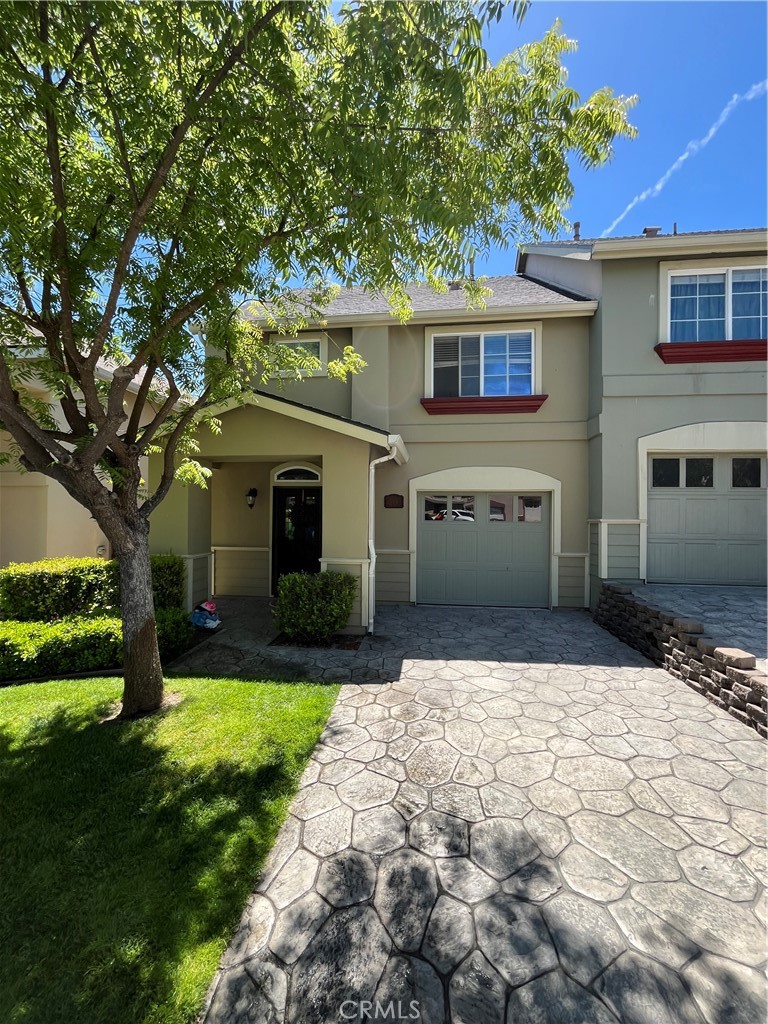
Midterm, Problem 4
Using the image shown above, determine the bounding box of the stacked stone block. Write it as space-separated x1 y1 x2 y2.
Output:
594 582 767 737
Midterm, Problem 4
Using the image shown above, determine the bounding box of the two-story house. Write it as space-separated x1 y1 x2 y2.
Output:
149 274 597 630
4 228 763 630
146 226 766 631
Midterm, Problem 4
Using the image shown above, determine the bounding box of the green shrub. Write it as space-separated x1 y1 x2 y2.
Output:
150 556 186 613
0 608 195 681
0 555 186 621
0 558 120 621
0 617 122 680
274 571 357 643
156 608 196 663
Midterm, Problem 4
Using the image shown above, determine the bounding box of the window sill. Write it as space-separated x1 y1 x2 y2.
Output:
654 340 768 363
421 395 548 414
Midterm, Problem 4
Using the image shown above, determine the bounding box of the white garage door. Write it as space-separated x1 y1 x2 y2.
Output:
648 453 767 584
416 491 550 606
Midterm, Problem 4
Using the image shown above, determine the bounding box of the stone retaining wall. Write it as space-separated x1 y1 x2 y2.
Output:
594 582 767 737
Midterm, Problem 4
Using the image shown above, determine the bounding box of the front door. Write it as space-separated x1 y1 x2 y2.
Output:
272 487 322 593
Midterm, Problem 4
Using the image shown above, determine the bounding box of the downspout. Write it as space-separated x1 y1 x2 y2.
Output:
368 445 398 634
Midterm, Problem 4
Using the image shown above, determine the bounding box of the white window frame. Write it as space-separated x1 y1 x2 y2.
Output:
270 335 328 377
659 258 768 344
423 321 542 398
271 462 322 486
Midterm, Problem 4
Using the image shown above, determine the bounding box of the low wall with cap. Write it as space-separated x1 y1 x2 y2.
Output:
593 582 767 737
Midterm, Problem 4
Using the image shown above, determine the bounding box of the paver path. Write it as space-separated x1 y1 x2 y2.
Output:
201 607 767 1024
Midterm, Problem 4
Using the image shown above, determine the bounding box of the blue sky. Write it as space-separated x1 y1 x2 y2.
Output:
477 0 767 273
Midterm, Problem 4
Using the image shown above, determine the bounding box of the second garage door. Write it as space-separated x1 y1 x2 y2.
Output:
417 491 550 607
648 453 767 584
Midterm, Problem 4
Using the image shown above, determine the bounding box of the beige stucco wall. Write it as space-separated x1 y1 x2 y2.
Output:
388 316 590 437
351 326 390 430
0 470 48 565
367 313 593 607
211 462 276 548
374 439 589 554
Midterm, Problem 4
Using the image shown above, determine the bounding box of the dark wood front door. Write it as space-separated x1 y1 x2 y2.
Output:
272 487 322 593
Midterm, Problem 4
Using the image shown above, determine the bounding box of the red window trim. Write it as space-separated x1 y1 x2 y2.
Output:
654 340 767 364
421 395 548 414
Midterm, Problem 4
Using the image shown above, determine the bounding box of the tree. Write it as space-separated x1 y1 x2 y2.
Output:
0 1 636 715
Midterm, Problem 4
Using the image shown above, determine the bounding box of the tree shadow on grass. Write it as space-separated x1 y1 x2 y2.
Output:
0 702 302 1024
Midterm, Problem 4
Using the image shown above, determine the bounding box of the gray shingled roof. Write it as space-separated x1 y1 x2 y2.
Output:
292 275 588 319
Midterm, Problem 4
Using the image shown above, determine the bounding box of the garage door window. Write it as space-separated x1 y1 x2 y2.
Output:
451 495 475 521
489 494 514 522
685 458 714 488
518 496 543 522
732 458 762 488
424 495 448 520
652 458 680 487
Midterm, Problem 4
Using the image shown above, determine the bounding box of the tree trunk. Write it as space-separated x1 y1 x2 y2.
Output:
118 527 164 715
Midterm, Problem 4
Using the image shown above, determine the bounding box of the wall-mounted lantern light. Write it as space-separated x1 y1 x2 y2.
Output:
246 488 258 509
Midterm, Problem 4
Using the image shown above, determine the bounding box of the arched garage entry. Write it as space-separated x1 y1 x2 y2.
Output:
407 467 562 607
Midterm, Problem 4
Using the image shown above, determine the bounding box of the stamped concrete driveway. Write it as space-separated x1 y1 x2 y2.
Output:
201 606 767 1024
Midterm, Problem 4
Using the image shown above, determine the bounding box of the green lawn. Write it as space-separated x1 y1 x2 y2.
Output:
0 675 338 1024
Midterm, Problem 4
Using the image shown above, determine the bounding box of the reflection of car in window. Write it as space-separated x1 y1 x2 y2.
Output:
430 509 475 521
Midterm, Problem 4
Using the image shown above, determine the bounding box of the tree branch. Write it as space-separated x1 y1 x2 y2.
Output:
124 354 158 444
0 301 43 333
57 21 98 92
139 389 210 518
87 2 284 366
87 30 139 206
0 353 77 465
15 271 38 319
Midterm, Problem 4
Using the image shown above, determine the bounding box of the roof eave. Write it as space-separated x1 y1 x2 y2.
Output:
273 300 598 329
591 230 768 260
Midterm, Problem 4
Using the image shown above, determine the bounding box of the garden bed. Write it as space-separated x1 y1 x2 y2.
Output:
269 631 362 651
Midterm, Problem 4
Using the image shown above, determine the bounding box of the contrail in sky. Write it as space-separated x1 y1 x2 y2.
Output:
601 80 768 238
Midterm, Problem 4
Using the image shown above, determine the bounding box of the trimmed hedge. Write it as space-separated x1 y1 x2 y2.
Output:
0 609 195 681
274 570 357 643
0 555 186 621
0 617 122 680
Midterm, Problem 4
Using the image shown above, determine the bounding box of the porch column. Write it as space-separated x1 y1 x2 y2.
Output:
321 437 371 632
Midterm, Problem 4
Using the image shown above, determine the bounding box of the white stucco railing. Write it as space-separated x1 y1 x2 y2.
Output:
178 552 214 611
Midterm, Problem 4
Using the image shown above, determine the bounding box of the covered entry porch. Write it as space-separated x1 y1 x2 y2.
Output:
148 393 407 632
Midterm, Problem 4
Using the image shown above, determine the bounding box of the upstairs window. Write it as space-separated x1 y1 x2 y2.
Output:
271 336 327 377
432 331 533 397
670 268 767 342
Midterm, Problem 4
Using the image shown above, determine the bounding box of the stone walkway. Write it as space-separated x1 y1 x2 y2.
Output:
627 584 767 673
198 605 768 1024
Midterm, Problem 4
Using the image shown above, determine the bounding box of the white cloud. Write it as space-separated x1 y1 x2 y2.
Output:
601 80 768 238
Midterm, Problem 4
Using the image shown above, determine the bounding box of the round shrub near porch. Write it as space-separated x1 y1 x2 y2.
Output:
274 571 358 643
